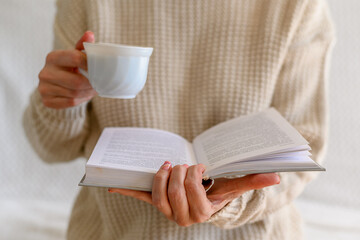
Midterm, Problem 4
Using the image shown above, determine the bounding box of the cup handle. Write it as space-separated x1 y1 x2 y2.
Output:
79 50 89 78
78 68 89 78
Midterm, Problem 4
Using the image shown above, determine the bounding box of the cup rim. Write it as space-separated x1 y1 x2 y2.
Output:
83 42 153 57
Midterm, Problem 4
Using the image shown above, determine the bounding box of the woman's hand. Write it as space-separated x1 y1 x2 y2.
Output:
108 162 280 227
38 31 97 109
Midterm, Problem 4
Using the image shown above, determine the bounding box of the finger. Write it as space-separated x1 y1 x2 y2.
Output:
168 164 190 226
108 188 152 205
152 161 173 219
211 173 280 198
75 31 95 50
39 81 97 98
41 95 94 109
185 164 212 223
46 50 87 70
232 173 280 191
39 66 93 90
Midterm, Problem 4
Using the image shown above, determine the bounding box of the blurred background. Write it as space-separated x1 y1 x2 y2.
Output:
0 0 359 239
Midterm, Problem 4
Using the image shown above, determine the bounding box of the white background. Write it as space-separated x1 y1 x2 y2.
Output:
0 0 359 239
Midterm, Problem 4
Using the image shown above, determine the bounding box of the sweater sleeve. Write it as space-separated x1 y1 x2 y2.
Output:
208 0 335 228
23 0 90 163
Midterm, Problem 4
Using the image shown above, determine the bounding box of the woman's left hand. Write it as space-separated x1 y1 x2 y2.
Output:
108 162 280 227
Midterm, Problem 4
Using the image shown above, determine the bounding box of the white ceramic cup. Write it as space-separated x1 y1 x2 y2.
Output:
81 42 153 99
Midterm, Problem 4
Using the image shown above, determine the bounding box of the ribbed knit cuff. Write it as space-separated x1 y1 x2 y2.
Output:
23 90 90 163
207 190 261 229
31 90 88 123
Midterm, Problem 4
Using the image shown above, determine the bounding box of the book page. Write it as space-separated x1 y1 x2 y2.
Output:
192 108 309 171
206 155 324 179
88 128 196 172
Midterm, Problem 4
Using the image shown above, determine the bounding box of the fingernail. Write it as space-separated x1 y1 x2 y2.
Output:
275 174 281 184
184 164 189 168
162 161 171 170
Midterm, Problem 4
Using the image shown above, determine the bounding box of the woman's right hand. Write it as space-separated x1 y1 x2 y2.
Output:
38 31 97 109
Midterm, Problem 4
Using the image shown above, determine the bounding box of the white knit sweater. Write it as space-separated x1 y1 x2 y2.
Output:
24 0 335 239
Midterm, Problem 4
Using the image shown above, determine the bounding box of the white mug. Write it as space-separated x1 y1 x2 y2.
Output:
81 42 153 99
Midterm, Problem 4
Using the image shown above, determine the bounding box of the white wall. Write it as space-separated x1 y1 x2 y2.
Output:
0 0 83 214
300 0 360 209
0 1 83 238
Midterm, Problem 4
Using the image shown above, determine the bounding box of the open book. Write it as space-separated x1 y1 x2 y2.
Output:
79 108 325 191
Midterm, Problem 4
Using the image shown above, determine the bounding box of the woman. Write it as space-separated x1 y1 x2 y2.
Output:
24 0 335 239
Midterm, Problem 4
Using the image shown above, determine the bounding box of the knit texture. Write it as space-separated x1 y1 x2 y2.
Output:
23 0 335 239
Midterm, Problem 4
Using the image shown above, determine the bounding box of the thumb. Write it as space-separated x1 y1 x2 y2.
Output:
75 31 95 50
